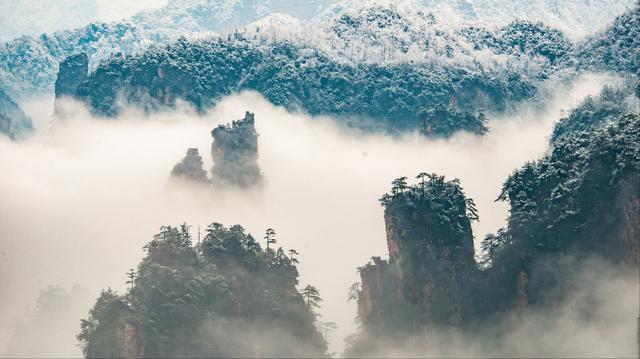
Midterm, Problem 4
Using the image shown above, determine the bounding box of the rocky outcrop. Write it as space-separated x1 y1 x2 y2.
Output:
210 111 261 187
171 148 209 184
170 111 262 189
112 309 144 358
354 174 479 339
357 257 401 329
54 53 88 118
615 180 640 266
0 87 33 140
55 53 89 99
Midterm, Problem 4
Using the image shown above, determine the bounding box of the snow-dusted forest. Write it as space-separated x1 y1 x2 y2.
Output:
0 0 638 357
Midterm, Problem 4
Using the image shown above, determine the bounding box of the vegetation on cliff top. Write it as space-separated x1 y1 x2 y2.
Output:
74 35 533 136
347 105 639 356
78 224 327 358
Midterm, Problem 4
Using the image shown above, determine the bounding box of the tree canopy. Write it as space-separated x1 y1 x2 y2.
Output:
78 223 327 358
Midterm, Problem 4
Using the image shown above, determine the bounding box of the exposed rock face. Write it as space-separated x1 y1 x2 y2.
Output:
112 308 144 358
210 111 261 187
170 112 262 188
54 53 88 117
357 257 403 331
55 53 89 99
355 175 478 340
171 148 209 184
0 87 33 139
616 180 640 266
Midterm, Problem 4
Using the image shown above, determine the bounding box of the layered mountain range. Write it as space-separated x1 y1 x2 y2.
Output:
0 0 636 99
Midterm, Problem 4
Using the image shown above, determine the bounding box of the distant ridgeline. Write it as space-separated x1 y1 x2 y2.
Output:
171 111 262 188
2 4 621 135
68 38 528 136
346 109 639 354
78 224 327 358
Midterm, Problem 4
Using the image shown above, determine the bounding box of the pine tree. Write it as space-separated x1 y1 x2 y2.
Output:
301 285 322 309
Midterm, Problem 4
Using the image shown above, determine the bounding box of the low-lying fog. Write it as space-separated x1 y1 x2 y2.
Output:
0 73 628 356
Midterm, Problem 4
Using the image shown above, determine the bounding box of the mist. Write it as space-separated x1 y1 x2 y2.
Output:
351 257 639 357
0 73 623 356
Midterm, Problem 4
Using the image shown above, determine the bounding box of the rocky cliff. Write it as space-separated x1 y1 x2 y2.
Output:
170 111 262 188
348 114 639 356
78 291 144 358
354 174 479 342
210 111 261 187
170 148 209 184
54 53 89 118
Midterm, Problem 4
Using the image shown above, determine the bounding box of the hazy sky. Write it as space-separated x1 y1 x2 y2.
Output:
0 0 169 41
97 0 167 21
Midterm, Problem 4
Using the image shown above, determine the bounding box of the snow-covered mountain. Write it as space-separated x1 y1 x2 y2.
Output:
0 22 176 98
238 3 572 77
0 0 635 99
131 0 337 34
0 0 339 98
367 0 635 40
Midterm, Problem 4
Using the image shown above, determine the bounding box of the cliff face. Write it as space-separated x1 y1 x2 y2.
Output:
356 175 479 338
112 309 144 358
170 111 263 188
54 53 89 118
55 53 89 99
615 179 640 266
210 111 261 187
357 256 405 333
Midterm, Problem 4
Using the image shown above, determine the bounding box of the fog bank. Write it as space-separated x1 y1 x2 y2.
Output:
0 73 617 356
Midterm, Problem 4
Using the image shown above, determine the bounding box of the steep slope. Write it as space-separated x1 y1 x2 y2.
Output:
482 113 640 311
576 4 640 74
247 4 573 71
0 22 172 98
550 82 637 142
132 0 337 34
210 111 262 187
0 87 33 139
63 4 640 136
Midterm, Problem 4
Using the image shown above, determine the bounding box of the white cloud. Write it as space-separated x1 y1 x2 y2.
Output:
0 73 614 355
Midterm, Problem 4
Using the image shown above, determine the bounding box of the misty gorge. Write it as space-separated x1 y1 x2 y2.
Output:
0 1 639 358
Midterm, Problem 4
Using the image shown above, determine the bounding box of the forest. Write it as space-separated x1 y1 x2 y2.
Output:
78 224 327 357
